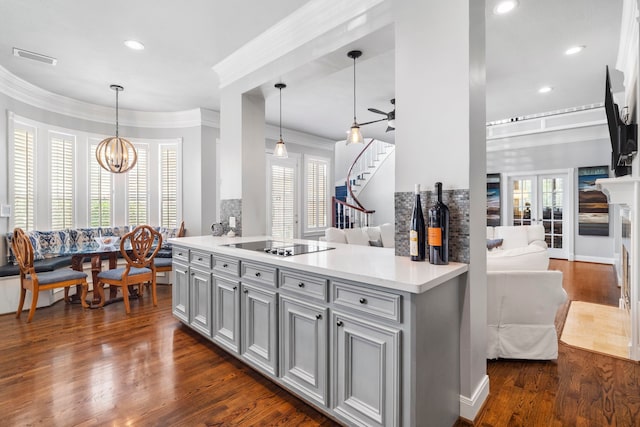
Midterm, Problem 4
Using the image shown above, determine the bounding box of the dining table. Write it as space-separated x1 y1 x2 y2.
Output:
67 241 138 307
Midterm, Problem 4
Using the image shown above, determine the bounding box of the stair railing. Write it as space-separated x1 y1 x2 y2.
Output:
346 138 378 211
332 197 374 229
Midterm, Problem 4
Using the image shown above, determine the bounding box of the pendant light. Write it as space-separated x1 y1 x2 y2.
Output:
346 50 364 145
273 82 288 158
96 84 138 173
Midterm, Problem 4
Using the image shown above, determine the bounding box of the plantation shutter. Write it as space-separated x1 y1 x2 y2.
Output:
306 158 327 230
127 145 148 225
89 144 112 227
160 146 178 228
12 128 35 230
50 135 75 230
271 164 295 239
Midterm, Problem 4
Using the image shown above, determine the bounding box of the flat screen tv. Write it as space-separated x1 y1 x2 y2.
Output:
605 66 637 177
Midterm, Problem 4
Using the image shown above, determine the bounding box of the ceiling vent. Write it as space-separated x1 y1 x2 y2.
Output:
13 47 57 66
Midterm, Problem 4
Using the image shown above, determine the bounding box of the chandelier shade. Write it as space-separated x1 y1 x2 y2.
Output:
273 82 288 158
346 50 364 146
96 84 138 173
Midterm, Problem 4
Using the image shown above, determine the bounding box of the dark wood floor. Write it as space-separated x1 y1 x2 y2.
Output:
1 261 638 426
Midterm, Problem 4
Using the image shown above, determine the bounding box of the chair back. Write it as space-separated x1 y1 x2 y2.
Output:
121 225 162 269
11 228 36 276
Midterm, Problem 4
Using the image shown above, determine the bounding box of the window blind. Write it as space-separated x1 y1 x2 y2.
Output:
89 144 112 227
160 146 178 228
127 145 148 226
12 128 35 230
306 158 327 230
271 164 295 239
50 135 75 230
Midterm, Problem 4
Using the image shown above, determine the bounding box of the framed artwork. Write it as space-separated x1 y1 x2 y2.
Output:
487 174 501 227
578 166 609 236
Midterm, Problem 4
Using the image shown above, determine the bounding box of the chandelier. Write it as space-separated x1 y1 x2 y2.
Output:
96 84 138 173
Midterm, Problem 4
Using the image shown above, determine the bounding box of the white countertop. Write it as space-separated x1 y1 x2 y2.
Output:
169 235 468 294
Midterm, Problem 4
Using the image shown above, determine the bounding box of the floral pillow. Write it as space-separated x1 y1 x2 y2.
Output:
37 230 71 257
6 231 44 263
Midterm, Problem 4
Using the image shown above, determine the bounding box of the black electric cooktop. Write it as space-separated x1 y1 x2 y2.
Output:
223 240 334 257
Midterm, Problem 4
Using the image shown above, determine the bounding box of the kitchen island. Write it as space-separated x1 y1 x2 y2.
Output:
169 235 468 427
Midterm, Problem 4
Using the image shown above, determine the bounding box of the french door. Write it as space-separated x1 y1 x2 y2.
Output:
267 157 299 240
510 173 568 259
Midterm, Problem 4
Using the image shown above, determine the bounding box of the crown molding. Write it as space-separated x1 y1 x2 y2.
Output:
264 123 334 150
212 0 389 89
0 65 215 129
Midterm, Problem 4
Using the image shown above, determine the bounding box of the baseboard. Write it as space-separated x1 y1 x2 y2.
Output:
459 374 490 421
573 255 615 265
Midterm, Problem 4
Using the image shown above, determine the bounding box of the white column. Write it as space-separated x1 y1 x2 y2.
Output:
395 0 488 420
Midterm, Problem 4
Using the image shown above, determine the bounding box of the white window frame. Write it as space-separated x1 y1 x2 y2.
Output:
159 141 183 229
266 154 300 239
8 114 38 231
48 130 77 230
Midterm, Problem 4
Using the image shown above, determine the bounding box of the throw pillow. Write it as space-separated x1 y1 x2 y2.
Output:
369 239 384 247
344 228 370 246
486 238 504 250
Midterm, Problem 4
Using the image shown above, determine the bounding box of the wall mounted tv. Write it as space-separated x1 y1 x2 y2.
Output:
605 66 637 177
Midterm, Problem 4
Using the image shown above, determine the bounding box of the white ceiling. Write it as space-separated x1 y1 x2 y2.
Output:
0 0 625 144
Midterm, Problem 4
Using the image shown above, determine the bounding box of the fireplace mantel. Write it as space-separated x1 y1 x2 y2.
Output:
596 176 639 360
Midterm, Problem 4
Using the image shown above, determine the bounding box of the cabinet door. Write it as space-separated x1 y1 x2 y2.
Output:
213 275 240 353
172 262 189 322
279 295 328 406
241 283 278 376
333 312 400 427
189 267 213 337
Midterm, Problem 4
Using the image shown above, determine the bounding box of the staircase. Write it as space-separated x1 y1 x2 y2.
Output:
333 139 395 228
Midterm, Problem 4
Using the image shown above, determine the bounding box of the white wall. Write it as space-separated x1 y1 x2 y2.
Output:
488 125 616 262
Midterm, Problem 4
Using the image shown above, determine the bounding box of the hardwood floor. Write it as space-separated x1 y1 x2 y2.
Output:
0 286 339 426
458 260 640 427
1 261 638 426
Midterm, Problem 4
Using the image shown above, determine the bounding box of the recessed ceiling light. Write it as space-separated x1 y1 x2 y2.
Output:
493 0 518 15
565 45 585 55
124 40 145 50
538 86 553 94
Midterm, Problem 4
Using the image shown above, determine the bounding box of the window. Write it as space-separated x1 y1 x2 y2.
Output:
305 156 328 231
89 143 113 227
127 145 148 225
160 145 178 228
50 133 75 230
11 126 35 230
270 162 296 239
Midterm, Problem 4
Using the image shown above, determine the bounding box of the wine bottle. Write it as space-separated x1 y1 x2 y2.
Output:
428 182 449 265
409 184 426 261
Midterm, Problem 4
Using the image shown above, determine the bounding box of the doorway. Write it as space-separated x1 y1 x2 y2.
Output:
508 172 570 259
267 156 299 240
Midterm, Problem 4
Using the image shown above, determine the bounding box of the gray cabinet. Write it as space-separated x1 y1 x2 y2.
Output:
189 267 213 337
279 295 328 406
172 261 189 322
212 274 240 353
333 311 401 427
241 282 278 376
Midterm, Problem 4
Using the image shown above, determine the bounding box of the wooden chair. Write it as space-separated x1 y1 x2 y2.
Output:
96 225 162 314
12 228 89 322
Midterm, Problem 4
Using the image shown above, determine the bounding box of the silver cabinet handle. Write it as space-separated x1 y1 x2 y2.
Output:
316 314 322 319
197 257 203 261
255 272 261 277
191 272 195 276
182 270 188 274
336 320 343 327
243 289 249 294
233 286 237 290
223 263 228 268
359 298 367 304
298 282 305 288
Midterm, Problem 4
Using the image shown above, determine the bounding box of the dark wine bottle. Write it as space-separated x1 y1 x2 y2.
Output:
409 184 426 261
428 182 449 265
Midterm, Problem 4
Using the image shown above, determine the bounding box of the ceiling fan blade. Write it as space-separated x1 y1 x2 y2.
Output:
386 125 394 132
359 118 387 126
367 108 388 116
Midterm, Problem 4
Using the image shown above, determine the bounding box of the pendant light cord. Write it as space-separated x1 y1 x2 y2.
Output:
279 86 283 139
115 89 119 138
352 54 357 123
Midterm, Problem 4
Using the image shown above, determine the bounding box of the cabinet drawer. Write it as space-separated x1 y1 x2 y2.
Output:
280 269 327 301
189 250 212 269
241 261 277 288
173 247 189 263
332 281 401 323
213 255 239 277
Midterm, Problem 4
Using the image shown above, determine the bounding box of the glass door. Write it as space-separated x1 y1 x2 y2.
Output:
510 173 568 259
268 157 299 240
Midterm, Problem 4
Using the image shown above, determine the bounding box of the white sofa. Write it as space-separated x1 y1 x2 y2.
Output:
322 223 395 248
486 225 568 360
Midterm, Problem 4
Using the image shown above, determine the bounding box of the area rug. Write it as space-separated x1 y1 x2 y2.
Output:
560 300 631 360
